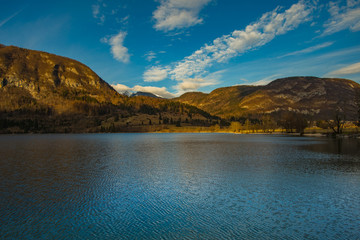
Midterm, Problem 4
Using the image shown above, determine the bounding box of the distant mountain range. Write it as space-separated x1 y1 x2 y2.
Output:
177 77 360 120
0 44 359 133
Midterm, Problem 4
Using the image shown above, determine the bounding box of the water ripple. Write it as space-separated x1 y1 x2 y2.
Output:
0 134 359 239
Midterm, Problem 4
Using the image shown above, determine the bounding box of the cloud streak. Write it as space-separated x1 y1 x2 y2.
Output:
153 0 212 32
323 0 360 35
327 62 360 75
251 74 284 86
278 41 334 58
0 8 23 28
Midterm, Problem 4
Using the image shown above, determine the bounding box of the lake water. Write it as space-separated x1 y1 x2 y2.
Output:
0 133 359 239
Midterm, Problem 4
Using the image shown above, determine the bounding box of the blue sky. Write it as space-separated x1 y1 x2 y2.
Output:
1 0 360 98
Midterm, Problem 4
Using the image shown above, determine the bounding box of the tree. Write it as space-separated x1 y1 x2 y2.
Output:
278 112 308 134
278 112 296 133
213 124 221 132
326 110 345 134
163 117 169 124
244 119 251 132
176 118 181 127
316 120 327 129
261 115 277 133
229 121 241 132
294 115 308 135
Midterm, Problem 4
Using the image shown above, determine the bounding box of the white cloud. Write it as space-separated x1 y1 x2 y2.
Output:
119 15 130 25
144 50 167 62
112 83 131 93
171 70 223 94
145 51 157 62
112 84 175 98
143 66 168 82
92 4 100 17
92 4 105 24
176 78 216 92
132 85 174 98
323 0 360 35
327 62 360 75
93 2 129 25
347 0 359 7
170 1 313 80
153 0 212 32
103 31 130 63
278 41 334 58
149 1 314 93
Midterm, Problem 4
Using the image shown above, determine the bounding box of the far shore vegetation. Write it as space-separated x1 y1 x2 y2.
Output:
1 107 360 137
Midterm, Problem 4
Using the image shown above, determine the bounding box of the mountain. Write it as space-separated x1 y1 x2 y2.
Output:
0 44 121 114
0 44 215 133
177 77 360 120
177 85 260 117
131 91 161 98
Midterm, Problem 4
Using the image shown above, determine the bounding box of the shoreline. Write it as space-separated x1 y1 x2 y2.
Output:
1 130 360 139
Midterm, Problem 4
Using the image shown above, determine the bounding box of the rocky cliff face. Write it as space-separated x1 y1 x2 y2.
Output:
0 45 120 113
177 77 360 120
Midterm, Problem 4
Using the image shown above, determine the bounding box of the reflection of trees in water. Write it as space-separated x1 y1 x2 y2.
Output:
301 138 360 172
304 138 360 156
336 138 342 154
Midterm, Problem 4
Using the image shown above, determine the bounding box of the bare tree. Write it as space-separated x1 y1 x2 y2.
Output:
326 109 345 134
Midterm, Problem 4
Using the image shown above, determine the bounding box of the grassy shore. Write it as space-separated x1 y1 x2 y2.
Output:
152 125 360 137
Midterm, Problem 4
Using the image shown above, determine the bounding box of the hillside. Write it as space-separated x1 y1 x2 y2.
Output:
0 44 121 114
0 45 216 133
177 85 260 117
177 77 360 120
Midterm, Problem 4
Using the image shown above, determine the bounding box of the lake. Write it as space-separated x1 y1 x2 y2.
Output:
0 133 359 239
